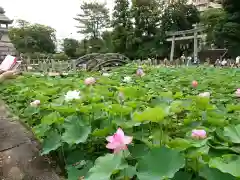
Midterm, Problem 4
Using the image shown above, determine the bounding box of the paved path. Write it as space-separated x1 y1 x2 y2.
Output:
0 102 61 180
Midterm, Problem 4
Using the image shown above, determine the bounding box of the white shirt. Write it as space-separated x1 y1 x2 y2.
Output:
221 60 227 66
236 56 240 64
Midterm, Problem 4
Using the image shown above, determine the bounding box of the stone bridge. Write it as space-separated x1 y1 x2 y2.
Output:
75 53 130 71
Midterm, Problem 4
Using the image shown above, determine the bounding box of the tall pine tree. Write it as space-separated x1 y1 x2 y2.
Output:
74 2 110 53
75 2 110 39
131 0 162 59
111 0 133 56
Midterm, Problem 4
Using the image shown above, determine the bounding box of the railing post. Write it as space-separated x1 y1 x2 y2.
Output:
170 35 175 62
39 61 43 72
72 59 76 72
26 56 31 71
51 59 55 72
43 61 48 73
59 61 63 72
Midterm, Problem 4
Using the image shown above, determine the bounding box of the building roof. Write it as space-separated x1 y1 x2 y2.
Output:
0 7 13 24
189 0 222 11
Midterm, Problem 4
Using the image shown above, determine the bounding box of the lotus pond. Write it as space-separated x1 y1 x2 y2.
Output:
0 65 240 180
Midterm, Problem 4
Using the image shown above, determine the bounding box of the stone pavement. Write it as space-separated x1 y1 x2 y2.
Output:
0 102 61 180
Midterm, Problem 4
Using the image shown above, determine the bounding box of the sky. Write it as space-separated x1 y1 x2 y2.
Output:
1 0 114 40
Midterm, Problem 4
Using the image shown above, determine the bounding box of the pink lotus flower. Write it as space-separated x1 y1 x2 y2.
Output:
192 80 198 88
84 77 96 85
30 100 40 107
191 129 207 139
136 68 145 77
236 88 240 97
106 128 133 153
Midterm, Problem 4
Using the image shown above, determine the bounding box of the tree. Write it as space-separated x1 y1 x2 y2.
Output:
74 2 110 38
52 52 69 60
101 31 114 53
75 39 88 57
62 38 79 58
75 37 106 55
200 8 226 45
212 0 240 56
130 0 163 59
9 19 56 54
161 2 200 32
111 0 133 55
73 0 200 59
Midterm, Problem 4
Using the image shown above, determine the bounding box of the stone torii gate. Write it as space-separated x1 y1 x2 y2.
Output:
166 24 206 62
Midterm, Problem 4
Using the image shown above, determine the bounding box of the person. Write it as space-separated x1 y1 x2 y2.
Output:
163 58 168 66
221 59 227 67
214 59 220 67
205 58 210 65
180 54 186 65
211 43 215 49
186 56 192 66
236 56 240 65
175 58 180 67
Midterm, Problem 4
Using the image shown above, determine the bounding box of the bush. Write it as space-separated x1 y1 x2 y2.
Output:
52 53 69 61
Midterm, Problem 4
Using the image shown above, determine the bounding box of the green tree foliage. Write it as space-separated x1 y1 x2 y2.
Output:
130 0 163 59
52 53 69 60
76 37 110 55
62 38 79 58
9 19 56 54
111 0 133 56
200 8 226 44
75 39 88 57
161 1 200 32
71 0 199 59
74 2 111 55
101 31 114 53
86 37 106 53
74 2 110 38
212 0 240 56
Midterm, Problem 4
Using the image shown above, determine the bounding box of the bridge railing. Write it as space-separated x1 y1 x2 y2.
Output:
20 58 79 72
19 53 130 72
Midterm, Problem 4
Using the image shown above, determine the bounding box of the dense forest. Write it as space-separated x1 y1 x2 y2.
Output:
8 0 240 60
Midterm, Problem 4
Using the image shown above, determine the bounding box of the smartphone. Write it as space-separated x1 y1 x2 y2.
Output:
11 61 22 70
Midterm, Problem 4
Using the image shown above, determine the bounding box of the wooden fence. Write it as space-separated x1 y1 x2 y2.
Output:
21 58 79 72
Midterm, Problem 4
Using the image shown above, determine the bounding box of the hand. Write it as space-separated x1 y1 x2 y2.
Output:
0 70 20 82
